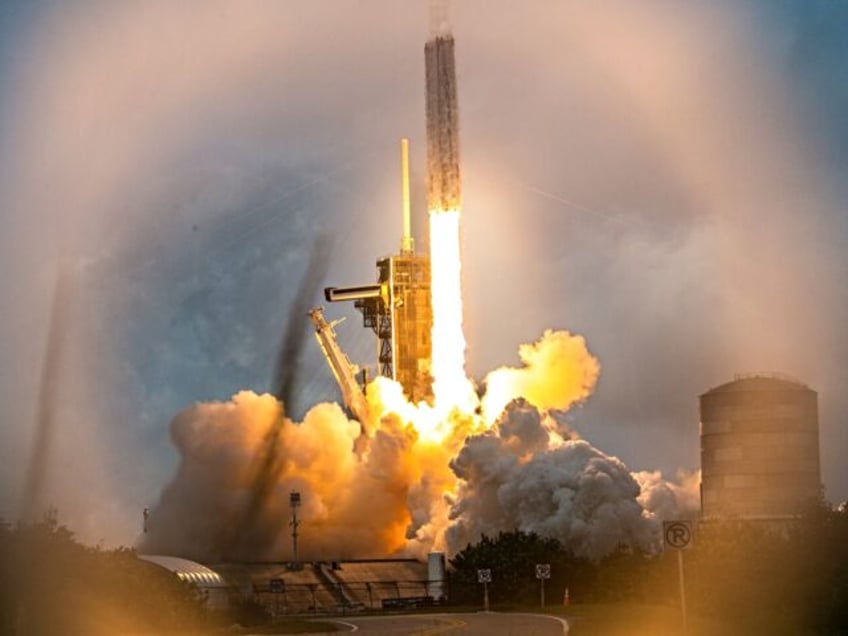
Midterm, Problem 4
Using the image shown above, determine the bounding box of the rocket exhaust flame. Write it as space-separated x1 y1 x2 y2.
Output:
425 24 474 412
141 329 697 562
429 210 476 412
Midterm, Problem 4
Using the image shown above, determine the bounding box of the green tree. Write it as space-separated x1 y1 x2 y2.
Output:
680 500 848 633
0 512 210 636
448 531 593 606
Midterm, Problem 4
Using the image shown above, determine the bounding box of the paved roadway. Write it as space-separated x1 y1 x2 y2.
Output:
323 612 569 635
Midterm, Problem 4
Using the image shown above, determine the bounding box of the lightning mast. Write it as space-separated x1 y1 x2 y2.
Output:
322 140 433 403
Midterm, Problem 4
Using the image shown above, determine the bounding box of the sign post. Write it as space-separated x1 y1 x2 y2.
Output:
535 563 551 608
477 568 492 612
663 521 693 635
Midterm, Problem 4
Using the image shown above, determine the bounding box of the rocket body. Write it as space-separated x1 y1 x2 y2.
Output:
425 35 461 212
425 28 475 411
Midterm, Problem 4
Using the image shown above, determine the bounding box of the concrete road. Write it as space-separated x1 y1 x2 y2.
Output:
323 612 569 635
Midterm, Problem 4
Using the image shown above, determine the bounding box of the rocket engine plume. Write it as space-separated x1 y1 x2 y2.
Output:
425 22 475 412
141 328 696 563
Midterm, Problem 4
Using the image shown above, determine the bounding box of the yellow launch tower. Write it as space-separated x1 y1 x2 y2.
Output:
324 140 434 403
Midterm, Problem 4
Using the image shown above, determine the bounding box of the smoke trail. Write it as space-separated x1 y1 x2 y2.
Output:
19 264 73 521
271 234 332 409
141 234 333 559
217 234 332 559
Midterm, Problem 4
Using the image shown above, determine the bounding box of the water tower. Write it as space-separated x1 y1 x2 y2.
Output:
700 374 821 519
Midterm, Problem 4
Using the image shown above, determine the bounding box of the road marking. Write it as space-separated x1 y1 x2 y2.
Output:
326 619 359 632
510 612 571 635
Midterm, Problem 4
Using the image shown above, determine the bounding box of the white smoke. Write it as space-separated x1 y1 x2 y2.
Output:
481 329 600 423
634 468 701 522
143 331 696 563
446 399 695 559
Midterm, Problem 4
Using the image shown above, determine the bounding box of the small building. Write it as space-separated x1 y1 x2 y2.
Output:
139 555 230 609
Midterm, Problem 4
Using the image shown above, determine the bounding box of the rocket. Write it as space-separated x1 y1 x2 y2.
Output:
424 6 474 411
425 28 461 212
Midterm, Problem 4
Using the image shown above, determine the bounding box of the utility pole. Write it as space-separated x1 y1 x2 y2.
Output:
290 491 301 568
663 521 694 636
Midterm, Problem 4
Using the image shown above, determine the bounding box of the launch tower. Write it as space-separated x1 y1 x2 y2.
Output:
320 11 464 407
324 140 434 403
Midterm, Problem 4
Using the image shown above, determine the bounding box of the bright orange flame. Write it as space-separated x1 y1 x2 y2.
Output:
428 209 477 417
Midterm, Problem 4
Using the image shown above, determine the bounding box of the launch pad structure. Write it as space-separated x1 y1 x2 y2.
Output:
316 25 461 409
322 139 434 405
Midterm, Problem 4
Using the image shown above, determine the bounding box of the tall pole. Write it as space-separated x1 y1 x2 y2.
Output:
400 138 414 255
677 550 688 635
540 578 545 608
290 491 301 567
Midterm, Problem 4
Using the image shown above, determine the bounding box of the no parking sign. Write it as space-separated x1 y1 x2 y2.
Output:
663 520 694 550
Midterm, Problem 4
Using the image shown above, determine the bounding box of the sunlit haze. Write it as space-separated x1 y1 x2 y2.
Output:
1 1 846 556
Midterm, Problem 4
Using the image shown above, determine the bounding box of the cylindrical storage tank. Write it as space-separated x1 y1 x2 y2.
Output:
427 551 446 601
700 375 821 519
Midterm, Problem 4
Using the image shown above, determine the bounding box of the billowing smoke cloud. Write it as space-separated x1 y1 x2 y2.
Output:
211 234 334 559
634 469 701 523
142 330 694 562
481 329 600 423
143 392 382 561
141 384 471 561
447 399 660 559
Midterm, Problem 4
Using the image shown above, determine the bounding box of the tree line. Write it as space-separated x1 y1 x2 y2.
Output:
447 500 848 633
0 509 214 635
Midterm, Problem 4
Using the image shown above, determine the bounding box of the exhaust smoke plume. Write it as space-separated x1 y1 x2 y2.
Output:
271 235 332 409
447 400 661 559
216 235 332 559
142 329 697 562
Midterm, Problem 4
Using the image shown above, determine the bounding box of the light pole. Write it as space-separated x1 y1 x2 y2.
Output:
290 491 301 567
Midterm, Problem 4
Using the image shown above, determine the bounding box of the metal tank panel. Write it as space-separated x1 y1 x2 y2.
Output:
699 375 821 519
